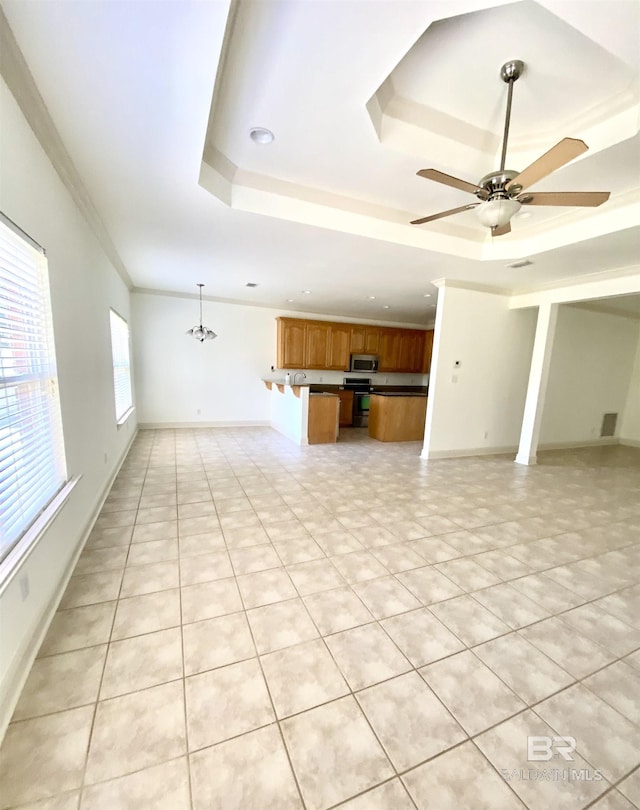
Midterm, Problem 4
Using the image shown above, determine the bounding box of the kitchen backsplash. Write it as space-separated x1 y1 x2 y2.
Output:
265 369 429 387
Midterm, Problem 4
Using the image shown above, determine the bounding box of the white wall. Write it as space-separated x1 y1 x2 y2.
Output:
0 78 135 735
620 330 640 445
132 291 427 426
269 386 310 445
539 305 640 445
423 285 537 458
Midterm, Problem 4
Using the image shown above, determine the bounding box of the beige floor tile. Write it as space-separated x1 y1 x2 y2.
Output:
74 547 128 576
336 779 415 810
190 725 302 810
303 587 373 636
181 577 243 624
520 617 615 679
13 646 106 721
618 770 640 807
0 706 93 806
59 572 122 609
185 658 274 750
135 505 177 525
179 550 233 586
473 582 551 629
131 520 177 544
324 623 411 690
473 549 533 580
12 792 81 809
589 791 637 810
407 537 462 563
350 524 397 549
222 525 271 548
237 567 298 607
286 558 345 595
85 527 133 550
247 597 319 654
430 594 510 646
559 603 640 657
126 538 178 566
85 680 185 784
183 611 255 675
474 632 574 705
369 542 427 574
583 661 640 725
94 510 137 530
313 529 364 556
261 639 349 718
476 710 609 809
177 501 216 519
80 757 190 810
102 495 140 513
353 576 421 619
111 589 180 640
281 696 393 810
100 627 183 698
396 566 463 604
273 536 325 564
229 544 282 574
38 603 116 657
381 608 465 668
403 741 526 809
420 650 525 736
357 671 465 771
178 530 226 556
329 551 389 584
535 683 640 782
509 572 587 613
594 586 640 629
435 558 502 591
120 560 179 597
140 493 177 509
180 515 223 536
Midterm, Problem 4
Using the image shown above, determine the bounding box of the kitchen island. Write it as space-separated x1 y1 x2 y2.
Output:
368 393 427 442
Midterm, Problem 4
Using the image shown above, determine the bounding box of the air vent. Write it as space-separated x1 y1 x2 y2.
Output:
508 259 533 269
245 282 259 288
601 413 618 437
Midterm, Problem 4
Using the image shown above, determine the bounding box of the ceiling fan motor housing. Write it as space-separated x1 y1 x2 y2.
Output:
477 170 522 200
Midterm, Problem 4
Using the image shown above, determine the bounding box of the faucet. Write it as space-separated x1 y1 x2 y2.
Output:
293 372 307 385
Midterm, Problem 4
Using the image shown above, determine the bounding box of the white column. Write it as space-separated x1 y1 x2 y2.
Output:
516 303 559 465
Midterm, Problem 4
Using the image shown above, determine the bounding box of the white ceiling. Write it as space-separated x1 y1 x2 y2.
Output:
2 0 639 324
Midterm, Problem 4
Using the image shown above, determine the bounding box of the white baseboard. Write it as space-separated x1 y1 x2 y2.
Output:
0 428 139 742
537 437 619 451
138 420 270 429
421 445 517 460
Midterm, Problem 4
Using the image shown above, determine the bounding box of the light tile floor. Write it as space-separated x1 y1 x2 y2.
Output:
1 428 640 810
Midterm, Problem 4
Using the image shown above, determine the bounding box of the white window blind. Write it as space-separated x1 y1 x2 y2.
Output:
0 216 67 564
110 309 132 421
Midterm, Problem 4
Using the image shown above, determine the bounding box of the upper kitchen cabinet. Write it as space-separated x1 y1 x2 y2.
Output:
350 325 380 354
422 329 434 374
378 329 399 372
277 318 306 368
328 324 350 370
306 321 332 368
397 331 425 373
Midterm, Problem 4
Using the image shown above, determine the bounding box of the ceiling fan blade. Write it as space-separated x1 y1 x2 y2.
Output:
491 222 511 237
410 203 478 225
506 138 588 191
521 191 610 207
417 169 482 195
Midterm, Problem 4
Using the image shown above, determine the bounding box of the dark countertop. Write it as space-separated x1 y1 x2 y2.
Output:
309 384 427 394
371 391 427 399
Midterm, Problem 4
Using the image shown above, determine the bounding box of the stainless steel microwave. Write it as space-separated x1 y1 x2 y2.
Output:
350 354 379 373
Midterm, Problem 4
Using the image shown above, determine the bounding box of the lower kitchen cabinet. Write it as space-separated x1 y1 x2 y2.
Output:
336 389 354 426
308 394 339 444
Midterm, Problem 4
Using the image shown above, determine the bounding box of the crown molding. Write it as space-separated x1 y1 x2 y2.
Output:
0 8 133 289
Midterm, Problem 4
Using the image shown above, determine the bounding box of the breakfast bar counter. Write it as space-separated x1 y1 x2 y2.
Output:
368 393 427 442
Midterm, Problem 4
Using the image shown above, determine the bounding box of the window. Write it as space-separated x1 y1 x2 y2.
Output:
109 309 132 422
0 214 67 564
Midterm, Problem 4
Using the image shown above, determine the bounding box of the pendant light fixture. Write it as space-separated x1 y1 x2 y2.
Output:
186 283 217 342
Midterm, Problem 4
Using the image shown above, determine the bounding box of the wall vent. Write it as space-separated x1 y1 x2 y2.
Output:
508 259 533 269
601 413 618 437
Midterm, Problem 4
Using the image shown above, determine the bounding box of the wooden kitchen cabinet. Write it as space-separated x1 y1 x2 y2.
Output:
422 329 434 373
397 331 425 373
349 325 380 354
308 394 339 444
306 321 332 368
336 389 354 426
277 318 306 368
328 325 350 370
378 329 399 372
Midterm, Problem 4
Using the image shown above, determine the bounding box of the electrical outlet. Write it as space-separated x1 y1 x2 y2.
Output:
319 376 323 382
196 408 201 415
20 574 29 601
451 374 458 383
483 431 489 439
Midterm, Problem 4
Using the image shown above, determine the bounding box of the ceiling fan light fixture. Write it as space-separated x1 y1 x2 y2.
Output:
187 284 218 343
477 198 521 228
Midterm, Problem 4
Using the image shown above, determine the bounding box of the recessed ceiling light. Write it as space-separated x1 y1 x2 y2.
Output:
245 282 258 288
423 294 432 298
249 127 274 144
367 295 376 300
301 290 312 294
382 305 390 309
286 298 294 302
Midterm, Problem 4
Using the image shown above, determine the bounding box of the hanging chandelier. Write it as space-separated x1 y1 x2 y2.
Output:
186 283 217 342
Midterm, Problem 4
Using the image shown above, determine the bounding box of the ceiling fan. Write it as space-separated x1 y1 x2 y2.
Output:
410 60 610 236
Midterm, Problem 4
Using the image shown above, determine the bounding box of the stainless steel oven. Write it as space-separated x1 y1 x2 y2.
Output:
343 378 372 427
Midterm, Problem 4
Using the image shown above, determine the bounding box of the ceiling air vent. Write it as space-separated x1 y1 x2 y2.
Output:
601 413 618 437
245 282 259 287
508 259 533 269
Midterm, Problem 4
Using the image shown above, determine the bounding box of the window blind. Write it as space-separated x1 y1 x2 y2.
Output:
110 309 132 421
0 217 67 563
